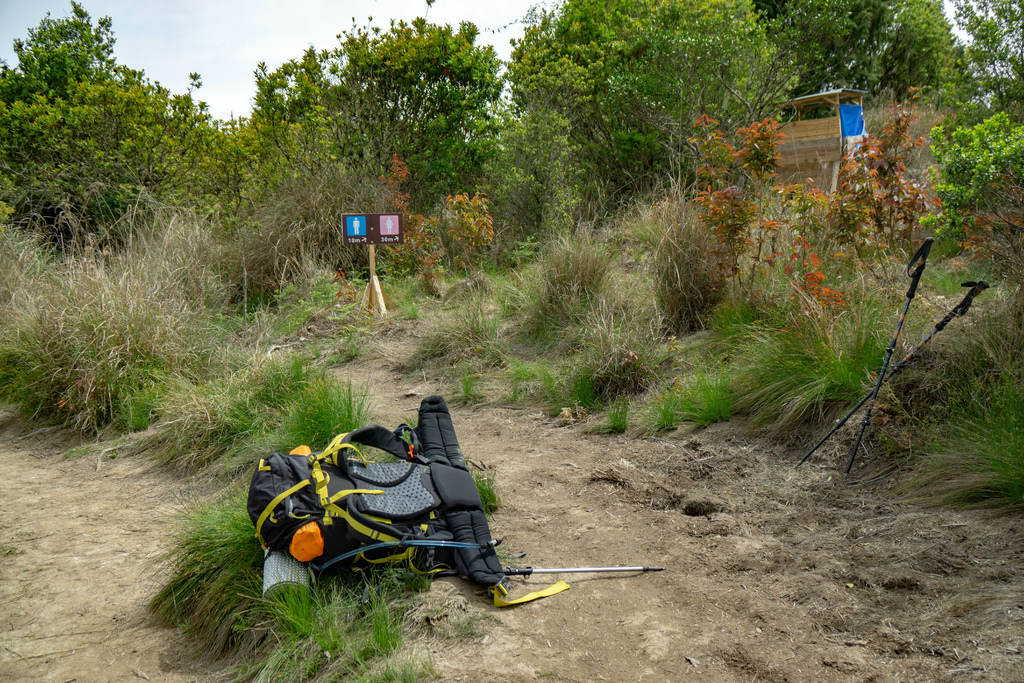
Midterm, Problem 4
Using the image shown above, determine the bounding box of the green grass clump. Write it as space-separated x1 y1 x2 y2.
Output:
454 367 486 405
151 489 265 654
505 360 560 405
726 292 888 431
909 373 1024 508
155 491 431 681
276 378 374 451
473 471 501 515
648 370 733 432
591 397 630 434
148 356 353 471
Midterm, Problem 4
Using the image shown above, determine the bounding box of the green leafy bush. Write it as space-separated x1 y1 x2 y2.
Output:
929 113 1024 281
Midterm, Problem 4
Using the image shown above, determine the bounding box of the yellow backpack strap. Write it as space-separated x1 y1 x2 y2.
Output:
255 479 311 548
491 580 571 607
317 433 365 468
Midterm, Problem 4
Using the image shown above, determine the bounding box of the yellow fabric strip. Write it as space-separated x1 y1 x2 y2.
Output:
254 479 311 547
492 581 571 607
358 548 414 564
327 488 383 505
258 459 271 472
316 433 365 468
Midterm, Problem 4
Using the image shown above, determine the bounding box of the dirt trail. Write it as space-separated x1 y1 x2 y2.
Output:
1 326 1023 682
0 414 217 682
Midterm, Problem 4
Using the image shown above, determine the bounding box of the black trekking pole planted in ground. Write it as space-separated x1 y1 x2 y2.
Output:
843 237 934 475
796 278 990 469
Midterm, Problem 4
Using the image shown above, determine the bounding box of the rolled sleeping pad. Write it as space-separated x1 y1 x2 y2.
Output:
263 550 310 597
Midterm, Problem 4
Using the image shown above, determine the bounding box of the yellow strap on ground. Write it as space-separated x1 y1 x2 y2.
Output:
254 479 311 547
492 581 570 607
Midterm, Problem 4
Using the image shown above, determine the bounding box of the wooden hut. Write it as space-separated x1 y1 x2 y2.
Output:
777 88 867 191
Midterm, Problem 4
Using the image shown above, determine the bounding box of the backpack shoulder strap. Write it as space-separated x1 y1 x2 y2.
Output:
342 425 419 462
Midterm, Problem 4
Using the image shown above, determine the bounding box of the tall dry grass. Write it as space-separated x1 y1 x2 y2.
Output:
0 212 228 432
648 195 724 334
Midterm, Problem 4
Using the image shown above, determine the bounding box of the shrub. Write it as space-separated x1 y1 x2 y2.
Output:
928 112 1024 282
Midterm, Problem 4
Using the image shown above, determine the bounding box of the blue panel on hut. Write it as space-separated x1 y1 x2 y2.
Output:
839 104 865 137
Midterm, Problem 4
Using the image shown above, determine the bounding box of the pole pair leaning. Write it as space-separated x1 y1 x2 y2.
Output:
797 238 990 474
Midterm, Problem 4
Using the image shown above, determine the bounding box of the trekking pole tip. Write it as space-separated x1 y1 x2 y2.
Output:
644 566 666 572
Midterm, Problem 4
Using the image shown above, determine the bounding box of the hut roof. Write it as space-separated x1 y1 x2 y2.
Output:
780 88 866 111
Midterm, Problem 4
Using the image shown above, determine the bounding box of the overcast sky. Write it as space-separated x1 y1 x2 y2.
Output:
0 0 544 120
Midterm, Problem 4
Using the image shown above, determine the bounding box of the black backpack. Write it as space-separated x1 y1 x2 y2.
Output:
247 395 510 594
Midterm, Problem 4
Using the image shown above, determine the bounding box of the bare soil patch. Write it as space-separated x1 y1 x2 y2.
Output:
1 322 1023 682
0 414 221 682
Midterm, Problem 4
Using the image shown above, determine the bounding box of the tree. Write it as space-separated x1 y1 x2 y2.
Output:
0 3 220 241
949 0 1024 121
0 2 116 103
877 0 955 97
508 0 797 205
249 19 503 208
763 0 952 98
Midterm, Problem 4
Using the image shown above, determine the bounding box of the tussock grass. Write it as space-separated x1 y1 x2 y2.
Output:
415 297 506 368
909 373 1024 508
904 299 1024 506
520 232 614 345
150 357 372 471
568 302 663 403
0 215 226 433
0 228 51 311
650 197 723 334
727 288 889 431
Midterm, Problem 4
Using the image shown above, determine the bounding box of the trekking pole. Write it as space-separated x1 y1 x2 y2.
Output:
844 237 934 475
502 566 665 576
433 565 664 578
796 278 990 469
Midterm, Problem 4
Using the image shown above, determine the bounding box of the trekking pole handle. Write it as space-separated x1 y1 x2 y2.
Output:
905 237 934 299
937 280 987 327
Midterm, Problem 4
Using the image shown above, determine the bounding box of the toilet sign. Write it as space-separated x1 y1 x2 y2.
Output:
341 213 404 246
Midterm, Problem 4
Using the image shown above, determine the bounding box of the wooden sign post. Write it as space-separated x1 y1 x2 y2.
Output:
341 213 404 316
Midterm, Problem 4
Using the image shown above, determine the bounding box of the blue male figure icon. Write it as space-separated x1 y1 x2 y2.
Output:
346 216 366 236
